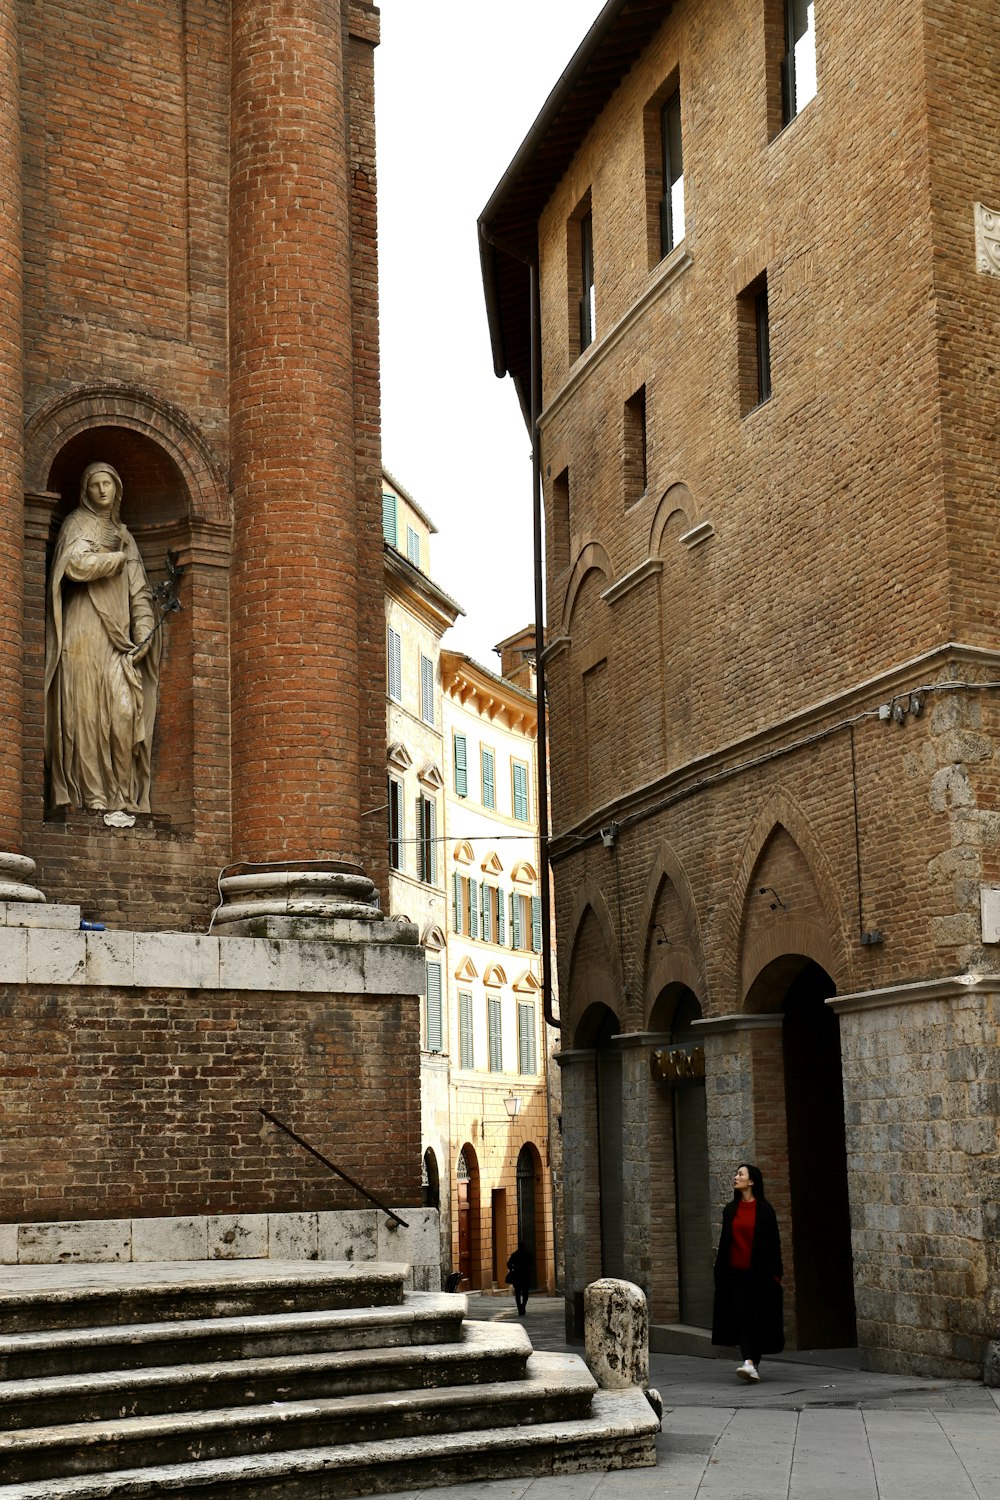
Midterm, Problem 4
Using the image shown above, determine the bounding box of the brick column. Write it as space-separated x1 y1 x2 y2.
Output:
0 0 23 853
229 0 362 873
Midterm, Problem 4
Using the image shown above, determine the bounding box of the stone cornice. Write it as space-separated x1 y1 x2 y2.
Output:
600 559 663 607
692 1013 784 1035
828 973 994 1014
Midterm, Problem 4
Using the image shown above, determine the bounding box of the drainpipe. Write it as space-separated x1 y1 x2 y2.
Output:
479 224 558 1034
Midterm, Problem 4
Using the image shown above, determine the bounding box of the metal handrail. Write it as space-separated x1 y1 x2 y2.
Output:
260 1108 409 1229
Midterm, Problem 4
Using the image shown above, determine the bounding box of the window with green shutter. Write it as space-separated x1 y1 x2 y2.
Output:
510 891 522 949
481 884 492 944
425 962 443 1053
469 878 479 940
417 796 436 884
497 885 505 946
487 995 502 1072
512 761 529 821
518 1000 537 1075
531 895 543 953
459 990 474 1069
387 627 402 702
382 493 397 547
420 654 435 726
388 776 403 872
452 871 463 934
454 733 468 797
406 525 421 567
481 747 495 809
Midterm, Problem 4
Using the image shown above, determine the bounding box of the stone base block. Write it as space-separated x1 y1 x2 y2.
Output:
584 1278 650 1390
985 1341 1000 1387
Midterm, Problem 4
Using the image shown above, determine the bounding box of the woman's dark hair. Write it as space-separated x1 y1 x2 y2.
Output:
733 1162 766 1201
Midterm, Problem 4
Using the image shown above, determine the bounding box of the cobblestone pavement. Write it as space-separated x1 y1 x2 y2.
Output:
375 1293 1000 1500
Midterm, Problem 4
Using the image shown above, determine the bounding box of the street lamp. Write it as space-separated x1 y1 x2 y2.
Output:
503 1092 522 1120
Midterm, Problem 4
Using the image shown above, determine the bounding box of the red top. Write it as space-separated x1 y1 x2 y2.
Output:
730 1198 757 1270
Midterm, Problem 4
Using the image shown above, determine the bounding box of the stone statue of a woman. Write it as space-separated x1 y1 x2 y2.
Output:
44 462 161 813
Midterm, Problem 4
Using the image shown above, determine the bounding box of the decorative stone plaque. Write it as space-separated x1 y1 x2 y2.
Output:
974 203 1000 277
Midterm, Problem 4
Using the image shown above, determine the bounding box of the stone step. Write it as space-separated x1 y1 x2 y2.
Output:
0 1387 659 1499
0 1261 409 1336
0 1320 532 1432
0 1292 467 1382
0 1351 596 1484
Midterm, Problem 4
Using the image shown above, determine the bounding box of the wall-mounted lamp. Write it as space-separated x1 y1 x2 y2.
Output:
654 923 671 946
503 1092 522 1120
759 886 786 911
600 823 619 849
860 929 884 946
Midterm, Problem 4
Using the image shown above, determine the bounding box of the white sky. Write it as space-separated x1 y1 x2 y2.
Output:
375 0 604 666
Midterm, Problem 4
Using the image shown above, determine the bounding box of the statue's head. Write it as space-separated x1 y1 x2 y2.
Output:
79 462 123 523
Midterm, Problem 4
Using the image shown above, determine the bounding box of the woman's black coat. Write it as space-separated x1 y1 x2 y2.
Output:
711 1196 785 1354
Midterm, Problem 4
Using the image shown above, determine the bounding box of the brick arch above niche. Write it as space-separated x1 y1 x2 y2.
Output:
24 384 228 527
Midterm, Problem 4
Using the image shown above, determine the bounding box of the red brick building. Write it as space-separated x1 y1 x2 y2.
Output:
481 0 1000 1376
0 2 426 1243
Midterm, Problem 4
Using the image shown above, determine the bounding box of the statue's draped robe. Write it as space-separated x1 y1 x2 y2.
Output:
44 507 160 812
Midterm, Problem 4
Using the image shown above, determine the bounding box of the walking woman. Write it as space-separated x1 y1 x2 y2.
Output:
712 1163 784 1382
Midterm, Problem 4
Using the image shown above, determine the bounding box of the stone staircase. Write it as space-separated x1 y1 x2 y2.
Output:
0 1260 659 1497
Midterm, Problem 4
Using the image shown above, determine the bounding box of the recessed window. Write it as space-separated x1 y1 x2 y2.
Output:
417 793 437 883
567 190 595 362
512 760 530 822
459 990 474 1069
420 653 435 726
738 272 772 415
387 775 403 871
481 746 495 809
782 0 817 124
550 467 570 573
406 525 421 568
382 493 397 547
518 1000 537 1075
425 962 443 1053
387 626 402 702
454 732 468 796
659 91 684 256
624 385 648 506
487 994 503 1072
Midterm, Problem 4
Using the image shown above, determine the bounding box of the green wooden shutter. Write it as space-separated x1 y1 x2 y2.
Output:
481 748 495 809
452 871 462 934
459 991 474 1068
420 655 435 725
511 892 522 949
518 1001 536 1075
416 797 426 882
488 995 502 1072
481 884 492 944
513 762 528 821
407 525 421 566
531 895 543 953
382 492 397 546
469 878 479 940
425 963 442 1053
454 733 468 797
387 628 402 701
497 885 505 945
427 798 437 884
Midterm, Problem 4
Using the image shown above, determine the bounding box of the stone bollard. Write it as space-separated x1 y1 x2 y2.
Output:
584 1277 650 1391
985 1342 1000 1387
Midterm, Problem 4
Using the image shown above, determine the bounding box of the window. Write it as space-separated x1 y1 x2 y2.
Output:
550 468 570 574
782 0 816 123
388 776 403 872
487 994 503 1072
480 883 493 944
659 90 684 256
481 746 495 809
459 991 474 1069
420 654 435 726
452 870 463 934
382 492 397 547
512 761 530 822
406 525 421 568
425 962 443 1053
518 1000 537 1076
466 876 479 940
624 386 647 506
417 794 436 883
387 627 402 702
738 272 771 415
454 733 468 797
579 211 595 351
531 895 543 954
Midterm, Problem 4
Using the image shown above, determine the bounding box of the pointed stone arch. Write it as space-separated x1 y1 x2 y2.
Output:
564 874 624 1039
484 963 507 988
559 540 613 636
727 789 850 1009
421 923 446 952
636 839 709 1024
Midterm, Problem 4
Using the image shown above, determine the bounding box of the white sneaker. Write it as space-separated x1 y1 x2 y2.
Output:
737 1360 760 1382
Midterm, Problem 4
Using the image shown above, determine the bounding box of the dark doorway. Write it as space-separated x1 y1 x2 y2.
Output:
456 1146 481 1290
594 1009 624 1277
516 1143 541 1290
422 1148 440 1210
782 962 857 1348
670 991 712 1327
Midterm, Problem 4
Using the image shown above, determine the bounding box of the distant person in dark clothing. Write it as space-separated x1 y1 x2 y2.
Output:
712 1162 784 1382
506 1241 534 1315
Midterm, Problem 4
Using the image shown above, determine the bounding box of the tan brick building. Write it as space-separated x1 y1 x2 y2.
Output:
0 2 427 1242
480 0 1000 1375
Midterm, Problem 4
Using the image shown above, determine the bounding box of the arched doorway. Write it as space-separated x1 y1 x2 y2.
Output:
782 961 857 1348
456 1145 481 1289
422 1148 440 1211
516 1143 543 1290
575 1003 623 1278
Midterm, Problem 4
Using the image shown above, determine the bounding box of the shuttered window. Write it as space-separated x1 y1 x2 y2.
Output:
417 796 436 884
454 733 468 797
452 871 462 934
387 628 402 702
518 1001 537 1075
382 493 397 546
510 891 522 950
388 776 403 871
497 885 505 945
407 525 421 567
425 962 443 1053
481 747 495 810
468 878 479 940
512 761 529 821
459 990 474 1069
487 995 502 1072
420 655 435 726
531 895 543 953
481 884 492 944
